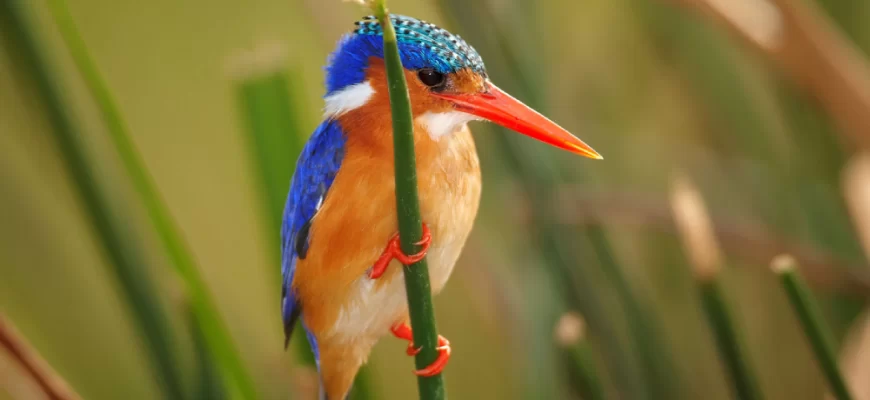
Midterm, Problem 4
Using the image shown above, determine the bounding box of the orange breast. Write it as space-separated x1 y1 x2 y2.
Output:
292 120 481 343
292 55 482 344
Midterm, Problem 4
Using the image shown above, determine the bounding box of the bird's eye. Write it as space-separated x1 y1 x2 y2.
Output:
417 68 446 89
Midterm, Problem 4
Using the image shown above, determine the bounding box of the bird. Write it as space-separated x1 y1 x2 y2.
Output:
281 14 602 399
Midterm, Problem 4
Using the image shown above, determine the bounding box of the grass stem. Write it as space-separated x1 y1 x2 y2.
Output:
0 2 186 397
44 1 257 398
772 255 853 400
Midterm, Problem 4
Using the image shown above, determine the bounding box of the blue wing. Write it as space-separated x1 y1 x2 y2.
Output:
281 119 346 361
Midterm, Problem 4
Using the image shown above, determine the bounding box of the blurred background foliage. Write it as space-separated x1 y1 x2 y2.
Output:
2 0 870 399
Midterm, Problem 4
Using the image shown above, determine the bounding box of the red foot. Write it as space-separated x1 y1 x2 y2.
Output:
368 224 431 279
390 323 451 377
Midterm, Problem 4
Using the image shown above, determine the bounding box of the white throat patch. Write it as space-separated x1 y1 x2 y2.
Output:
416 111 480 140
323 81 375 118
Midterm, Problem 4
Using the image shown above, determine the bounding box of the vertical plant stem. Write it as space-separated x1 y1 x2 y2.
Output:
234 63 378 399
556 313 607 400
671 175 763 400
569 344 607 400
772 256 853 400
235 68 315 366
698 279 764 400
370 1 447 399
435 3 654 398
44 1 257 398
0 2 185 398
585 223 680 399
188 308 226 400
236 68 308 253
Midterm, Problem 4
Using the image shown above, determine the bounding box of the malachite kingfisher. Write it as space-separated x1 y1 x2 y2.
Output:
281 14 602 399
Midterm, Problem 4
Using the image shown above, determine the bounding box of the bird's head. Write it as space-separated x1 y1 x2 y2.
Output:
323 15 601 159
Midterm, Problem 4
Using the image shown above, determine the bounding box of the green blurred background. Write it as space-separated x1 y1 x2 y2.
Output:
2 0 870 399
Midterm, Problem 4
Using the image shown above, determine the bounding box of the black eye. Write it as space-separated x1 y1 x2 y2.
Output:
417 68 445 89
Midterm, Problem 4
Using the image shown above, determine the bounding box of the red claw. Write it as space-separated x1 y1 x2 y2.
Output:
390 323 451 377
368 224 431 279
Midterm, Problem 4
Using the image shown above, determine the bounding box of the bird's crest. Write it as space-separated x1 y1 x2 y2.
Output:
353 15 486 75
325 15 488 93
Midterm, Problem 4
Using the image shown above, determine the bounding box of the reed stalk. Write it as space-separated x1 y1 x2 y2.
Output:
671 174 764 400
232 53 377 397
233 61 316 367
555 313 607 400
0 2 185 397
43 1 257 398
697 278 764 400
434 2 662 398
369 1 447 398
771 255 853 400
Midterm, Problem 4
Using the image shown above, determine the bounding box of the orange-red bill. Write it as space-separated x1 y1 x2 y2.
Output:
433 82 602 159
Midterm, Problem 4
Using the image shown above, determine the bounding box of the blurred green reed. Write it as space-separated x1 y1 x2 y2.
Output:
671 174 765 400
773 256 854 400
236 66 309 257
235 48 374 400
1 2 186 398
44 0 257 397
697 274 765 400
234 64 315 366
437 2 679 399
188 307 227 400
556 313 606 400
4 0 870 399
232 50 378 399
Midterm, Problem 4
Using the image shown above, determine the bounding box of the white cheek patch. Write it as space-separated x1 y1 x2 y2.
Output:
416 111 480 140
323 81 375 118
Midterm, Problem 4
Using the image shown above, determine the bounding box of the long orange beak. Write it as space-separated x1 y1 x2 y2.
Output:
432 82 602 159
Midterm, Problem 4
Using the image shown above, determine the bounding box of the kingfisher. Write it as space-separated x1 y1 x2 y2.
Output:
281 14 601 399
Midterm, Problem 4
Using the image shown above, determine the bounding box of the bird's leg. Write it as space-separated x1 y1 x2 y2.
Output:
368 223 431 279
389 322 451 377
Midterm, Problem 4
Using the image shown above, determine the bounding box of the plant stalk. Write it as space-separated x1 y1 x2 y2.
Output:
772 256 853 400
370 1 447 399
44 1 257 398
698 279 764 400
0 2 186 398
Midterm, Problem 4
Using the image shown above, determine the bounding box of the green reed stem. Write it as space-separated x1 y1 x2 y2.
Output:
237 70 308 254
0 2 185 398
44 1 257 398
235 70 315 368
234 65 377 398
772 256 853 400
698 278 764 400
585 223 680 399
371 1 447 399
570 343 607 400
557 314 607 400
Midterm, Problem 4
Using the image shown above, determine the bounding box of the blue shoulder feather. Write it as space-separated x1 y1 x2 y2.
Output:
281 119 346 361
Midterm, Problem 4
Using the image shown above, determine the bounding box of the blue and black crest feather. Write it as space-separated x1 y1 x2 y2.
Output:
354 15 485 74
325 14 486 94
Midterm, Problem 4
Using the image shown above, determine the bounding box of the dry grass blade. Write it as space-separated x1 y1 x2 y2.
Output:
543 187 870 296
669 172 723 281
835 311 870 400
844 153 870 259
670 0 870 148
669 173 765 400
0 315 80 400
